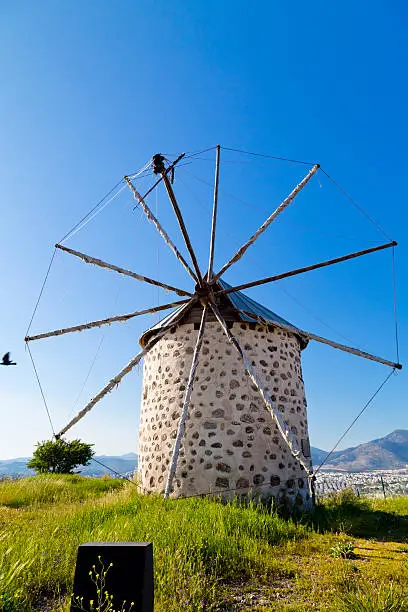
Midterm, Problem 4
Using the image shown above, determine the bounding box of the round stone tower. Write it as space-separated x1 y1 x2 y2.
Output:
138 281 313 507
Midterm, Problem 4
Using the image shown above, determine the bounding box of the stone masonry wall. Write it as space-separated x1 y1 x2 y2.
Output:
138 321 313 506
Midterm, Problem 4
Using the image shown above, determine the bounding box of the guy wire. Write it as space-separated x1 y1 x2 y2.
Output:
59 178 125 244
392 246 400 364
319 168 393 242
25 248 57 338
314 367 396 475
26 342 55 437
221 146 316 166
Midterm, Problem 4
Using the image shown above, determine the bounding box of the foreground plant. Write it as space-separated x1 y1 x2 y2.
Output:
28 438 94 474
330 541 356 559
71 558 134 612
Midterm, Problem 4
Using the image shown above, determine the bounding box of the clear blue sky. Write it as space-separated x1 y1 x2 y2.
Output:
1 1 406 459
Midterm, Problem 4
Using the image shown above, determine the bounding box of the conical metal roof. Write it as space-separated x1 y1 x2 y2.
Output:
139 279 307 348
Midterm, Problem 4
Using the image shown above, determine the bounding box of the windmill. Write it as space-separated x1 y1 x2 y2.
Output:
25 147 401 507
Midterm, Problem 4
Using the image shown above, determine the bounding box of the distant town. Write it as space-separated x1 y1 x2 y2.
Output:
315 468 408 498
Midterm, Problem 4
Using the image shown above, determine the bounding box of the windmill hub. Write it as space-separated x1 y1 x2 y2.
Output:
151 153 166 175
194 281 213 298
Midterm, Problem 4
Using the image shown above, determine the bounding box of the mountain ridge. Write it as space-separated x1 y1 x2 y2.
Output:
311 429 408 472
0 453 138 478
1 430 407 477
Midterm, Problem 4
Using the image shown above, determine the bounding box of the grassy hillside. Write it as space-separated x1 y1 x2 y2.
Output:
0 476 407 611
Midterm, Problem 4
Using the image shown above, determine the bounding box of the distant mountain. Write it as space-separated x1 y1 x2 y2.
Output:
2 431 407 477
0 454 138 478
311 447 328 466
0 458 34 477
311 430 408 472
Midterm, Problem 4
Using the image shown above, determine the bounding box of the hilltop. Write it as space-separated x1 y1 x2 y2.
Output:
0 475 407 611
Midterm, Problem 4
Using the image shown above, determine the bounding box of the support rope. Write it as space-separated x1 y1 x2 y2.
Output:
58 179 125 244
26 343 55 436
25 248 57 338
392 246 400 364
60 184 127 243
221 146 316 166
319 168 393 242
314 368 396 475
90 457 139 487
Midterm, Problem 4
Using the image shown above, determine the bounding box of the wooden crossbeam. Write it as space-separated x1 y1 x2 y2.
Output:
237 308 402 370
56 244 192 297
55 300 193 438
212 164 319 282
161 172 203 285
216 241 397 296
164 304 208 498
24 299 190 342
124 164 199 283
210 302 312 476
207 145 221 281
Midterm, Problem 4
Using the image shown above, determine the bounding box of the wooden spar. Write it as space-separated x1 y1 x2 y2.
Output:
161 172 203 285
56 334 166 438
212 164 320 282
216 241 398 297
56 300 193 438
24 299 190 342
209 302 312 475
124 173 198 284
164 305 208 498
306 331 402 369
236 308 402 370
55 244 192 297
207 145 221 281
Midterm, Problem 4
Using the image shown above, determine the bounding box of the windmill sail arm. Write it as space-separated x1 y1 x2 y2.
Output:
303 329 401 369
210 302 312 475
124 174 199 283
165 304 208 497
161 172 203 284
212 163 319 282
24 299 190 342
237 308 402 370
208 145 221 281
55 300 194 438
56 339 161 438
216 241 397 297
55 243 192 297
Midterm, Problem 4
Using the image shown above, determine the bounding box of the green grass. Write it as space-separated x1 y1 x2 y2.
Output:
0 477 407 611
0 475 122 508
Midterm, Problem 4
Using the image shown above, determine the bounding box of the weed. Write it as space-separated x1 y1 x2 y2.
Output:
330 541 356 559
71 557 134 612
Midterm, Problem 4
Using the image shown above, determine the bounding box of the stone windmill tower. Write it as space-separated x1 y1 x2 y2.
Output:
138 280 312 505
26 147 401 507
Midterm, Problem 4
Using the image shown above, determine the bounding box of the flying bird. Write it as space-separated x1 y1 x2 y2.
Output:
1 352 16 366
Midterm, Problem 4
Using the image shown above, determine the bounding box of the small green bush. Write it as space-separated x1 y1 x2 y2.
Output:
330 540 356 559
28 438 94 474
